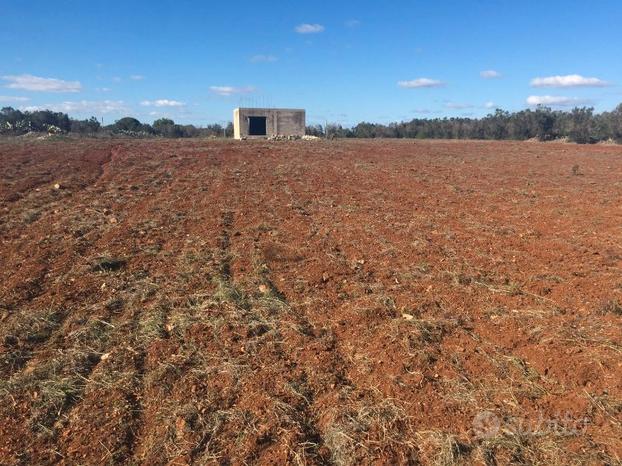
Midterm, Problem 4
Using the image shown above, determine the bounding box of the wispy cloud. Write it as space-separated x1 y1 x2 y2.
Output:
445 102 473 109
2 74 81 92
112 76 122 83
530 74 608 88
209 85 256 96
526 95 591 106
484 101 496 109
295 23 325 34
345 19 361 28
250 54 278 63
140 99 185 107
0 95 30 102
130 74 145 81
96 87 111 92
22 100 128 114
398 78 445 89
480 70 501 79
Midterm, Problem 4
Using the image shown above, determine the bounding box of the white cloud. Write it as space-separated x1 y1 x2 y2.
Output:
484 101 496 109
0 95 30 103
22 100 128 114
112 76 122 83
480 70 501 79
345 19 361 28
140 99 185 107
250 54 278 63
130 74 145 81
96 87 111 92
209 85 256 96
530 74 608 88
526 95 591 107
295 23 325 34
2 74 81 92
398 78 445 89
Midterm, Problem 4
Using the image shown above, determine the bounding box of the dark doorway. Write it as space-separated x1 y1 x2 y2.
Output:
248 116 267 136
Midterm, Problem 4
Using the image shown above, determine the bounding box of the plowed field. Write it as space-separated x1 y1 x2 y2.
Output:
1 138 621 465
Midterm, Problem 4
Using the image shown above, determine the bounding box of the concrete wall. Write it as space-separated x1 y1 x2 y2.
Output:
233 108 305 139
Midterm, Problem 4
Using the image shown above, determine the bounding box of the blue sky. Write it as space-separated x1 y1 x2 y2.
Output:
1 0 621 126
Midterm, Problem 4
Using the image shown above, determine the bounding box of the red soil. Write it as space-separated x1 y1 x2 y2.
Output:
0 138 620 465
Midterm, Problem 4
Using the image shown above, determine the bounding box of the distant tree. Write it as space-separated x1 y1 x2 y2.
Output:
0 107 34 134
533 107 557 141
153 118 181 137
201 123 225 137
483 109 510 139
1 106 24 125
28 110 70 132
71 117 101 134
568 107 596 144
153 118 174 131
114 117 143 132
611 104 622 142
326 123 352 138
598 104 622 142
306 124 324 137
180 124 200 137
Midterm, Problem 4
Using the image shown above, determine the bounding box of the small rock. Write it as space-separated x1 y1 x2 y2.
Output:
175 417 187 439
402 313 414 321
258 284 268 293
109 217 118 224
322 272 330 283
53 183 61 190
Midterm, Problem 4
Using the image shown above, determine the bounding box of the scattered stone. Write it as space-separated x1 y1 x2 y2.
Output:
53 183 61 190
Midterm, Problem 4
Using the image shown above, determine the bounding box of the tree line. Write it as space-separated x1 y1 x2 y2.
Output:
0 107 233 138
308 105 622 143
3 104 622 143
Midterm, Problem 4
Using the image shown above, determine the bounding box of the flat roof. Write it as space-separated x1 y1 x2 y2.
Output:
235 107 305 112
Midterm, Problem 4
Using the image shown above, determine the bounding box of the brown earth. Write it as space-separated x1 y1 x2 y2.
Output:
0 138 621 465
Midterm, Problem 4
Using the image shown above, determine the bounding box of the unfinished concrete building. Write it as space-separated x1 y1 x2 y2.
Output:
233 108 305 139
